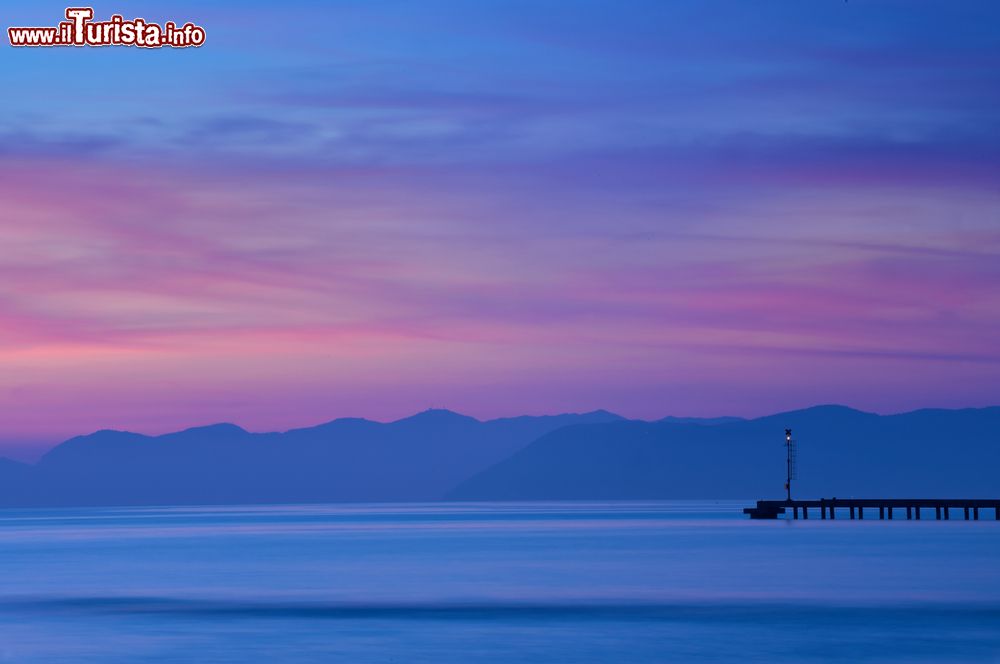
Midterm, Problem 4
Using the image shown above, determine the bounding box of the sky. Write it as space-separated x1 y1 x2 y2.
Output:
1 1 999 450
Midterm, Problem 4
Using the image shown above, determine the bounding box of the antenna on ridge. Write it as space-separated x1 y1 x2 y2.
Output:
784 429 797 502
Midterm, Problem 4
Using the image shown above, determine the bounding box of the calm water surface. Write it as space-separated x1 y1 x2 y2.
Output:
0 502 998 662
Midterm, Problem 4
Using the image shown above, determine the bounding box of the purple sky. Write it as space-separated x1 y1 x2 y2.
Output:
2 1 999 448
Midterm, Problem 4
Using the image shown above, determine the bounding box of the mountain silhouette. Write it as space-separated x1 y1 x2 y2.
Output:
448 405 1000 500
0 409 623 507
2 405 998 507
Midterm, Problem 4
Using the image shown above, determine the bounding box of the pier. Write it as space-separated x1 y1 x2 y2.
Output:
743 428 1000 520
744 498 1000 520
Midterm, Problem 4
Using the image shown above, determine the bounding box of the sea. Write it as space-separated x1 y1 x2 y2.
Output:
0 502 998 663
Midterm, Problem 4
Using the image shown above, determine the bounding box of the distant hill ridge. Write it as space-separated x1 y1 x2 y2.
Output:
0 409 623 506
1 405 998 506
449 405 1000 500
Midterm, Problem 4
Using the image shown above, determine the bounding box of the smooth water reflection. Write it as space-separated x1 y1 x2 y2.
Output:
0 502 998 662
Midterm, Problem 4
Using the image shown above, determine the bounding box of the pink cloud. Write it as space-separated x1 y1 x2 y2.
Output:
1 144 999 444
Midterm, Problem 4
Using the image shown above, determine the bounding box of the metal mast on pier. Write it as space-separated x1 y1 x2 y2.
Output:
785 428 796 502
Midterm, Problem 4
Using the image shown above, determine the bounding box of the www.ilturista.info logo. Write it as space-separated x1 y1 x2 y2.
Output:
8 7 206 48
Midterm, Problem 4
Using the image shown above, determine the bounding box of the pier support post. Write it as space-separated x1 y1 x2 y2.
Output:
888 506 893 520
858 507 863 520
879 506 885 519
964 507 970 520
996 506 1000 520
974 507 979 520
830 505 836 520
915 507 920 520
821 505 826 520
793 506 798 519
936 506 941 520
850 506 855 519
803 507 808 519
907 506 912 520
944 507 950 520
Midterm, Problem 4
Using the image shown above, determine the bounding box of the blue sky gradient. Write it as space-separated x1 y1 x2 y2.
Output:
1 1 999 444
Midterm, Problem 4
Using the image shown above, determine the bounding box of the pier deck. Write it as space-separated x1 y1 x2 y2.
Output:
743 498 1000 520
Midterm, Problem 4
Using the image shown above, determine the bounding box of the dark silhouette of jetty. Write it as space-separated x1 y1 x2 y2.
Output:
744 498 1000 520
743 429 1000 520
